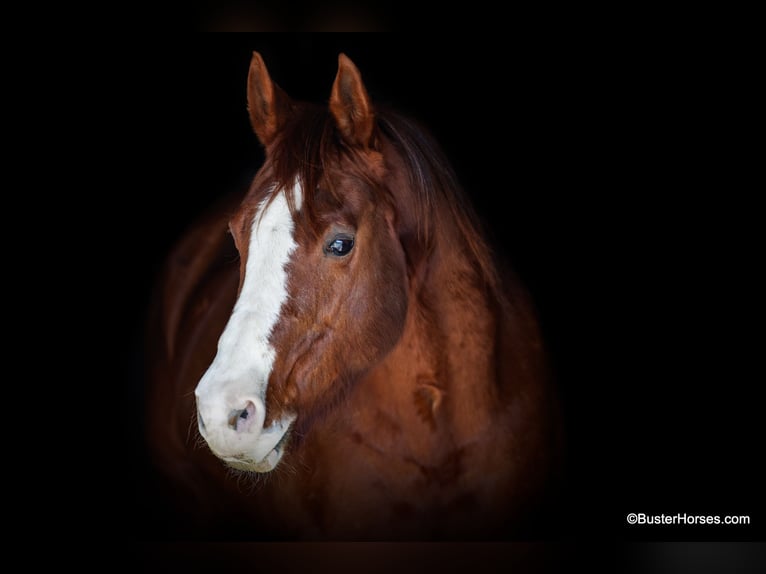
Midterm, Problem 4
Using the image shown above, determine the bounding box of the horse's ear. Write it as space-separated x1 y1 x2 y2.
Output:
247 51 291 147
330 53 375 148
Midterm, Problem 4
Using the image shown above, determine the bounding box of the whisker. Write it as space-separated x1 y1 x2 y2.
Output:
185 407 199 447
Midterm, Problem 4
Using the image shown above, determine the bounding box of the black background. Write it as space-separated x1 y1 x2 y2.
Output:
123 36 763 553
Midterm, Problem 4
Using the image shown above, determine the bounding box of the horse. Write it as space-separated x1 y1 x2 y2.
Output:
144 52 562 540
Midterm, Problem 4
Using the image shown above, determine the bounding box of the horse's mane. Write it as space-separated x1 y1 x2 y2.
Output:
263 104 502 298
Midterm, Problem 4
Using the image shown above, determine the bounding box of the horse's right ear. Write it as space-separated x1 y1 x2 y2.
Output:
247 52 291 147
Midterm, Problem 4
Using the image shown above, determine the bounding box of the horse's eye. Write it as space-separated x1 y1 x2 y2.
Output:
325 235 354 257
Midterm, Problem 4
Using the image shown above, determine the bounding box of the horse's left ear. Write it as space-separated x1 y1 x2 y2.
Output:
248 51 292 147
330 54 375 148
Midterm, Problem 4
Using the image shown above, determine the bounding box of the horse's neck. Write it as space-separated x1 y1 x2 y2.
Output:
353 223 504 458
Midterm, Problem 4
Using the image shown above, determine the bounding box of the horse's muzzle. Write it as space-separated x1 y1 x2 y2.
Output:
195 392 295 472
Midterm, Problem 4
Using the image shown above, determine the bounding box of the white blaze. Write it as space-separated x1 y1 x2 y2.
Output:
194 183 302 465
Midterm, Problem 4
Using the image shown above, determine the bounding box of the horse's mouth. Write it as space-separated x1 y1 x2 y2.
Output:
222 423 293 473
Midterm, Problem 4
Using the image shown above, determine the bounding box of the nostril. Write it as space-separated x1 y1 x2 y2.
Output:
228 401 257 432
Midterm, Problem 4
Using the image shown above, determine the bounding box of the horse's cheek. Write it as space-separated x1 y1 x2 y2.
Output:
369 263 409 356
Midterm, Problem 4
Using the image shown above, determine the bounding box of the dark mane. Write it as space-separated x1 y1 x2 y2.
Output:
266 104 501 297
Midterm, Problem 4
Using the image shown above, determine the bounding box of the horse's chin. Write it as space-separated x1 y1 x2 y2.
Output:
221 427 292 473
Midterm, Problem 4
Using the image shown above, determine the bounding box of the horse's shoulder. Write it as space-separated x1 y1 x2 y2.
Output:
155 193 242 361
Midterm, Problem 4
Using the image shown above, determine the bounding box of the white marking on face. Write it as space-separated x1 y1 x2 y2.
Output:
194 182 302 467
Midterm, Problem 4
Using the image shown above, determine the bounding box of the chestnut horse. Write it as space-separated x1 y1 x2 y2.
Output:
145 52 561 540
